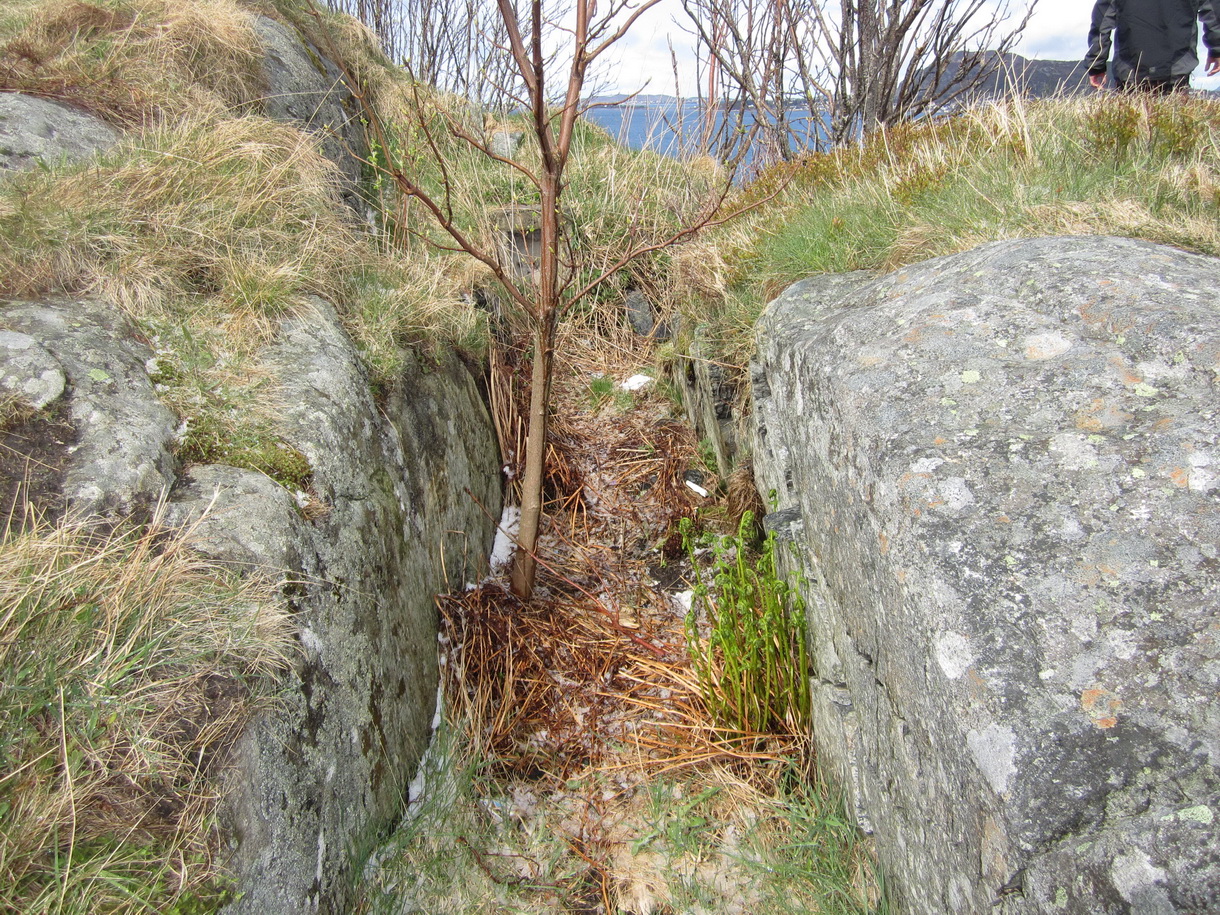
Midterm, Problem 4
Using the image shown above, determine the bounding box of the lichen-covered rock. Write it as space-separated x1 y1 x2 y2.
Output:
751 237 1219 914
0 93 119 172
1 298 178 517
164 299 499 915
0 329 66 409
253 15 368 211
5 293 499 913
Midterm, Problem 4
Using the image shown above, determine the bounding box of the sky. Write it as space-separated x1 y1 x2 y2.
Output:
602 1 1220 95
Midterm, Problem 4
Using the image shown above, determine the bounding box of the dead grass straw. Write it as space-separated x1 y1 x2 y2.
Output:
0 507 296 914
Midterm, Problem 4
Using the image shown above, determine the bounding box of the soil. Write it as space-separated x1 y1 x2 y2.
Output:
0 398 76 527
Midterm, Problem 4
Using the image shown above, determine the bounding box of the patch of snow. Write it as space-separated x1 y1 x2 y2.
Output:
671 590 695 613
406 681 446 809
621 373 653 391
490 506 521 573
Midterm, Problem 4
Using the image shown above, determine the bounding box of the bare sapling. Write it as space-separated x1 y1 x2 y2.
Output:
681 0 1038 155
313 0 774 598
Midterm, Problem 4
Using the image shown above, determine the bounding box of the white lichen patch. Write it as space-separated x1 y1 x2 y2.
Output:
937 477 975 513
1187 451 1215 493
1050 433 1099 471
935 631 973 680
1023 332 1073 360
910 456 944 474
1111 850 1171 909
967 724 1017 795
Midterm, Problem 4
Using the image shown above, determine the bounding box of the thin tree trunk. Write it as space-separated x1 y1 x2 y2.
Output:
510 310 556 597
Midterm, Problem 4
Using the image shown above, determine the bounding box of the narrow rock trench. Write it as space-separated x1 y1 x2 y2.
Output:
355 318 883 915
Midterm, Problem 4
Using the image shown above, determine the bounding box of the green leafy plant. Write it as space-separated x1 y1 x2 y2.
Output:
683 512 812 738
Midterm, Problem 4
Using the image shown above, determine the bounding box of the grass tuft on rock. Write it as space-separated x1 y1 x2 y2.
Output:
672 93 1220 372
0 0 267 125
0 510 297 915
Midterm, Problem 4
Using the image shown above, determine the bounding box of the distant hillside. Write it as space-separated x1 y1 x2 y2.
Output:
922 51 1093 103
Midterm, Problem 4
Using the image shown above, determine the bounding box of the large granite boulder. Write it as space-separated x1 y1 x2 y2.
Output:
751 237 1219 914
0 295 500 913
0 93 119 172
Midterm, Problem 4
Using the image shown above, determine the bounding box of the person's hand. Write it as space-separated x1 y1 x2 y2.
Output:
1207 54 1220 75
1089 73 1106 88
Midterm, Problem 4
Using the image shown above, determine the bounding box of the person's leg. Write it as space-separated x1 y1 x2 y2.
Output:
1130 75 1191 94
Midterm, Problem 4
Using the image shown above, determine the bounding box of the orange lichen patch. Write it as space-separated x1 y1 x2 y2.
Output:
1024 338 1068 360
1153 417 1174 432
1075 399 1134 432
995 514 1012 524
879 531 890 555
966 669 990 703
1170 467 1190 488
1074 564 1102 587
1081 688 1122 729
1107 356 1144 386
934 436 949 446
903 328 924 344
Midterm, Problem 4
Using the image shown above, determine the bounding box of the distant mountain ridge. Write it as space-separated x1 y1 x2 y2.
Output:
929 51 1093 102
589 54 1101 112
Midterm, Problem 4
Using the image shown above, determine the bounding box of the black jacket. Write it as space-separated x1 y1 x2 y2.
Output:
1087 0 1220 83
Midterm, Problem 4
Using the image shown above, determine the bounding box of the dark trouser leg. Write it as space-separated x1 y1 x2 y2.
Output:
1118 75 1191 94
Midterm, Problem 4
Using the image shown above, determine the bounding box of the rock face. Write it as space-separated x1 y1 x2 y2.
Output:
751 237 1219 914
253 15 368 211
0 93 119 172
0 295 500 914
2 298 178 517
168 300 500 915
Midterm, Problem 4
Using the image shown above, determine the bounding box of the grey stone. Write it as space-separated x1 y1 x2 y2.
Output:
625 289 673 341
0 329 66 409
1 298 177 517
751 237 1220 914
185 297 500 915
162 464 307 574
488 128 521 158
253 16 368 211
761 506 803 543
0 93 119 172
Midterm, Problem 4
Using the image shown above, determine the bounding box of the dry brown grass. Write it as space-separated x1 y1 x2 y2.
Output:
0 507 297 914
0 0 267 125
0 113 360 318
